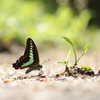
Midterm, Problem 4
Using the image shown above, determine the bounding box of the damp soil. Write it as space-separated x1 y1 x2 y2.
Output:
0 45 100 100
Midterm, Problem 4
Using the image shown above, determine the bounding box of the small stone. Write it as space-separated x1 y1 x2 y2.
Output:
8 70 15 76
0 69 4 74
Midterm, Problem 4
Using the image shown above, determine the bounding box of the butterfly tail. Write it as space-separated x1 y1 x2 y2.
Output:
25 66 43 75
25 67 34 74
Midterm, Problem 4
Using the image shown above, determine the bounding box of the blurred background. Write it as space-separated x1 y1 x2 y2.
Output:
0 1 100 100
0 0 100 52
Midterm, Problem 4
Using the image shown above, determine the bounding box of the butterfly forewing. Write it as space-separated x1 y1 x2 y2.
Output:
13 38 40 69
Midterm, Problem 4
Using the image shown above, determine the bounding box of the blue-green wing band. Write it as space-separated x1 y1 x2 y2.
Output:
21 59 34 67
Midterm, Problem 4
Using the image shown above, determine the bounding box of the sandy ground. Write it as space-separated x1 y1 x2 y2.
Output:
0 45 100 100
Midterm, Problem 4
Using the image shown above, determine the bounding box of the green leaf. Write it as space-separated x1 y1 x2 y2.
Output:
62 36 77 65
83 43 90 54
77 43 90 62
54 61 66 65
81 65 93 71
62 36 74 47
65 50 71 64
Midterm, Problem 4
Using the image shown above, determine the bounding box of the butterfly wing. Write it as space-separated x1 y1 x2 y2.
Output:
13 38 39 69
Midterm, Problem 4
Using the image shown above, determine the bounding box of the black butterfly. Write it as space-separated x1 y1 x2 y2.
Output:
13 38 42 74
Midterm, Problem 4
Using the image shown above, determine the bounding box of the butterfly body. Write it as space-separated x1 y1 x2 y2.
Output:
13 38 43 74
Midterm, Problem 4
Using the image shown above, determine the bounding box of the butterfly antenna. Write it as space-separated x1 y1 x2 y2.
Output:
41 59 50 65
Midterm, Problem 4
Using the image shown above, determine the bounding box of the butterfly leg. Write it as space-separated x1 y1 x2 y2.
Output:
38 68 43 76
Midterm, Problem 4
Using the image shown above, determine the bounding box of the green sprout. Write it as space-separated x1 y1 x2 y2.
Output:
62 36 90 67
55 36 92 76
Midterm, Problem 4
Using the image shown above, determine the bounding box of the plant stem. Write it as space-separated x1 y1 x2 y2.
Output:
73 63 77 68
73 47 77 66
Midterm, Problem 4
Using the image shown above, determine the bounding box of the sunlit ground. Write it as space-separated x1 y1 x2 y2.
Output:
0 45 100 100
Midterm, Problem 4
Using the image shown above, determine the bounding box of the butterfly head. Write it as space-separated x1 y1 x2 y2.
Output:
38 64 42 69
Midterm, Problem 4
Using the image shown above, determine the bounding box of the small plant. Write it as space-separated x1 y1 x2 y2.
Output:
56 36 94 76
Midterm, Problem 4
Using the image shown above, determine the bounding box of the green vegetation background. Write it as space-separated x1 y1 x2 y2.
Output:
0 0 99 51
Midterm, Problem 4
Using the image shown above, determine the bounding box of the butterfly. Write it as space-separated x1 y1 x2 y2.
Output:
12 38 43 74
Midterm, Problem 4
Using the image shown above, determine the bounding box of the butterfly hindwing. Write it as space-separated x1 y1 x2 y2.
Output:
13 38 39 69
